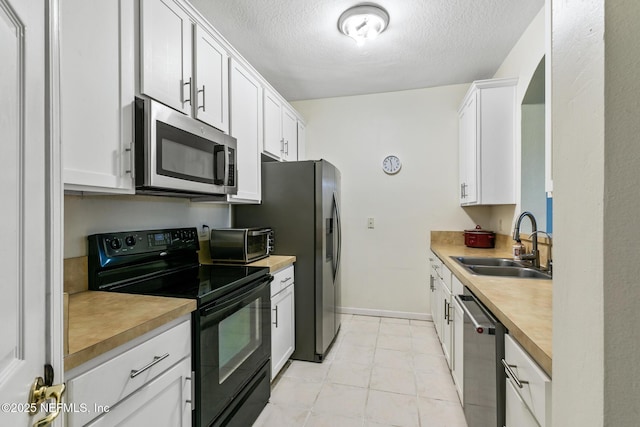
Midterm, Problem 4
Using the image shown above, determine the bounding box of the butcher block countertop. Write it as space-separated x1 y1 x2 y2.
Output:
431 242 553 378
64 291 196 371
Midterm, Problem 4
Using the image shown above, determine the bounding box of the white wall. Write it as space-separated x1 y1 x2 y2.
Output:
488 7 546 234
552 0 605 425
553 1 640 425
292 85 484 317
64 195 230 257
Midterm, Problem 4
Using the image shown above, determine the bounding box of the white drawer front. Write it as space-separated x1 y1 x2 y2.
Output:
504 334 552 427
452 275 464 296
270 264 294 297
440 264 452 292
67 319 191 427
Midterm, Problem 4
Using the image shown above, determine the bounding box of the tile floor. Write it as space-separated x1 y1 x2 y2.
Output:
253 314 468 427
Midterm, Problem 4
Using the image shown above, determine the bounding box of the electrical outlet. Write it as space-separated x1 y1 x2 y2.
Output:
367 217 375 229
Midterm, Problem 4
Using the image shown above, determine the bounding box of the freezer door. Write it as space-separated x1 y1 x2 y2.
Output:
317 160 341 354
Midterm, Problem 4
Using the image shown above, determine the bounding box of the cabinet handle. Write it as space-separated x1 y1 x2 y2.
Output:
198 85 206 112
280 276 292 284
285 140 289 156
501 359 528 389
130 353 170 378
446 302 452 325
443 299 448 321
185 373 195 408
280 138 285 153
124 141 135 179
272 306 279 327
429 275 434 291
183 77 192 105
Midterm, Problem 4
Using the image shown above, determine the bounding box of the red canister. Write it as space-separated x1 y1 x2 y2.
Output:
464 225 496 248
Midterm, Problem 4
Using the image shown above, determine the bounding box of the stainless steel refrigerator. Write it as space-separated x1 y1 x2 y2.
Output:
234 160 342 362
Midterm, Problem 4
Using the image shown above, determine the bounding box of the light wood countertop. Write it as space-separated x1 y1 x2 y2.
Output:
200 255 296 273
245 255 296 272
431 243 552 377
65 291 196 371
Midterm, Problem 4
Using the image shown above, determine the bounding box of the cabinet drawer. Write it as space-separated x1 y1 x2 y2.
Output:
503 334 551 427
66 319 191 427
270 264 294 297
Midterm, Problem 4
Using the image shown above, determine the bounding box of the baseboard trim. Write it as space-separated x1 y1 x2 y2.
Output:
338 306 432 322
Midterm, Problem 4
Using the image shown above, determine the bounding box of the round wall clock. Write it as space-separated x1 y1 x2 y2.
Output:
382 155 402 175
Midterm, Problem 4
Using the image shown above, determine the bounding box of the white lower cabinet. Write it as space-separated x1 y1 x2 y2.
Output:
65 317 192 427
505 378 539 427
503 334 552 427
270 265 295 380
451 293 464 403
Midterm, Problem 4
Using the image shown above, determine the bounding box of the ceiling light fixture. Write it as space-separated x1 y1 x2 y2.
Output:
338 4 389 47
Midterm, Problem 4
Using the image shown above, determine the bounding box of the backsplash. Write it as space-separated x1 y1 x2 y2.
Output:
64 194 230 258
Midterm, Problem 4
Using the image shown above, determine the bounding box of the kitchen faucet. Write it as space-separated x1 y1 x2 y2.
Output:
530 230 553 276
513 211 539 268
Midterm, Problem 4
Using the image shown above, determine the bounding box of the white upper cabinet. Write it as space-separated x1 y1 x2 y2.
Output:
458 78 517 206
297 121 306 160
229 59 263 203
282 106 298 161
263 88 284 158
263 87 300 161
61 0 135 193
141 0 229 132
140 0 192 115
194 26 229 133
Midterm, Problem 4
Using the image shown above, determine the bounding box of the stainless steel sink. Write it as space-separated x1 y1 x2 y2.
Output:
452 256 526 267
451 256 551 280
466 265 551 279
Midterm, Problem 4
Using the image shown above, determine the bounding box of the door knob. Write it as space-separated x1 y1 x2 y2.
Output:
28 376 66 427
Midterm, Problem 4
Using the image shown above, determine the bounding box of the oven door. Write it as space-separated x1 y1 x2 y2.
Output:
195 276 271 427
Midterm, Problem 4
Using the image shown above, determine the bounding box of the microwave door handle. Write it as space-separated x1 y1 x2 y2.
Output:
224 145 230 187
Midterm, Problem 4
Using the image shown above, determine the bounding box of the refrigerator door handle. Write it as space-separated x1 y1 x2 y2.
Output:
332 191 342 281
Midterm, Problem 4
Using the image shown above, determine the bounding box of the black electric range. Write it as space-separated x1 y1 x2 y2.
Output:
88 227 273 427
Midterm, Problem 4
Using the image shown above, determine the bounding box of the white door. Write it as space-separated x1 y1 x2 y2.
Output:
263 89 283 159
0 0 61 425
281 107 298 161
229 59 262 203
140 0 192 114
194 25 229 132
459 94 478 204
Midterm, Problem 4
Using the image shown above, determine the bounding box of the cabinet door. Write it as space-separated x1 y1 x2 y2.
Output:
140 0 192 114
85 357 192 427
459 93 478 204
451 296 464 403
229 59 262 203
194 25 229 132
263 88 283 159
271 285 295 380
61 0 135 193
281 106 298 161
297 121 306 160
505 378 539 427
441 285 453 368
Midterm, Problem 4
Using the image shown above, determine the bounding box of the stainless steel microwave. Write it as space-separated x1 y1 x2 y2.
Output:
134 97 237 198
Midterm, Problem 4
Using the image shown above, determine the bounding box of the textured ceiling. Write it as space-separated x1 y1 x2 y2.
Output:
189 0 544 101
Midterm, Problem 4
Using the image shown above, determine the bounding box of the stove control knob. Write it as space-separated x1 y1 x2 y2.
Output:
109 238 122 250
125 235 136 247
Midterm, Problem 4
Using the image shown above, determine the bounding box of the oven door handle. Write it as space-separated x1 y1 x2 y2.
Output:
200 276 272 316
